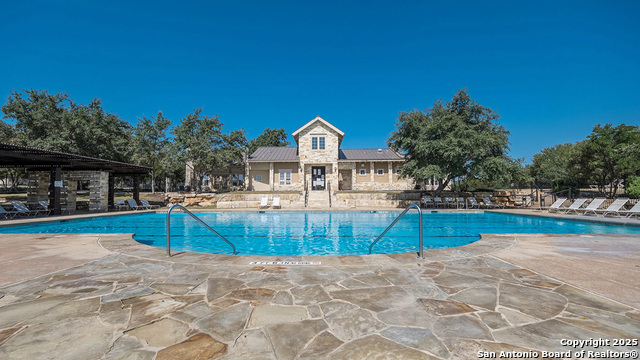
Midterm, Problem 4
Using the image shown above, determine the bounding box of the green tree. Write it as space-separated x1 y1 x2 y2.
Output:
388 89 511 196
248 128 290 154
132 111 172 193
172 109 247 192
528 143 577 191
1 89 132 161
572 123 640 198
626 176 640 198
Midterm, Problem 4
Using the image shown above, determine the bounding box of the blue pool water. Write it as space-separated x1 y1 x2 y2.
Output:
1 211 639 256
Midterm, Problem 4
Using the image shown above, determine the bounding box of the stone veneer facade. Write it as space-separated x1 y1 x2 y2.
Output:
247 117 413 193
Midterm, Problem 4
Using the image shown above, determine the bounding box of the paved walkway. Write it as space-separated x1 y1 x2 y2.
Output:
0 230 638 359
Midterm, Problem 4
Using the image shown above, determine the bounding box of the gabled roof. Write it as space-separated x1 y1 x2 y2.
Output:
292 116 345 145
248 146 299 162
339 148 405 161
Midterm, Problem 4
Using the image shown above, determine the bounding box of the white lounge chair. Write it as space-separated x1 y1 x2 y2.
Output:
482 197 504 209
444 197 455 208
140 199 160 209
562 198 589 214
0 205 19 219
537 197 567 212
258 196 269 209
620 202 640 219
456 197 465 208
10 201 42 217
37 200 52 215
422 197 433 208
595 198 629 217
272 197 281 209
114 199 129 211
575 198 606 216
433 197 443 208
467 197 480 209
126 199 145 210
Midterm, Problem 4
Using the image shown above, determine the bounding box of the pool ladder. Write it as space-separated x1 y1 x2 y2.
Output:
369 204 424 258
166 204 237 257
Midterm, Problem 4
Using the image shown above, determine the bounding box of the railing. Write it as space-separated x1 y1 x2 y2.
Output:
369 204 424 258
166 204 236 257
327 180 332 208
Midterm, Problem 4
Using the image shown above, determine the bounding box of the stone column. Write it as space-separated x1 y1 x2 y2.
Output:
351 166 357 191
269 162 274 191
388 162 393 183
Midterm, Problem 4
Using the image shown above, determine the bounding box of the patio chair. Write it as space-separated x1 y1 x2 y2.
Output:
126 199 145 210
10 201 42 217
272 197 281 209
433 197 443 208
258 196 269 209
140 199 160 209
537 197 567 212
37 200 52 215
482 197 504 209
574 198 606 216
594 198 629 217
456 197 465 209
0 205 19 219
467 197 480 209
444 197 455 208
561 198 589 214
114 199 129 211
422 197 433 208
620 202 640 219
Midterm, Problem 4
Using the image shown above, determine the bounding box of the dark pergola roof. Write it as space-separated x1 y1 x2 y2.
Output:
0 143 151 175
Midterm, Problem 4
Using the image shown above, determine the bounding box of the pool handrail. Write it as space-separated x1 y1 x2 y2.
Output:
166 204 237 257
369 203 423 258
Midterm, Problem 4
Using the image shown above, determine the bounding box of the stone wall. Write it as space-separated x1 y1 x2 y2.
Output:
333 191 421 208
27 171 110 212
166 192 304 209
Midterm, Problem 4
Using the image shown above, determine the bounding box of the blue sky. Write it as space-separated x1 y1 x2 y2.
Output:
1 1 639 162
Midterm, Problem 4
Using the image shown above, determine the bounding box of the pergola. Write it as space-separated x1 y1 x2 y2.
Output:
0 143 151 215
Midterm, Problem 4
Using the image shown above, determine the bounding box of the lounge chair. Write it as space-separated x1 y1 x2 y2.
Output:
0 205 19 219
10 201 42 217
422 197 433 208
595 198 629 217
37 200 52 215
620 202 640 219
574 198 606 215
456 197 465 209
537 197 567 212
561 198 589 214
114 199 129 211
126 199 145 210
467 197 480 209
272 197 281 209
140 199 160 209
433 197 443 208
482 197 504 209
444 197 455 208
258 196 269 209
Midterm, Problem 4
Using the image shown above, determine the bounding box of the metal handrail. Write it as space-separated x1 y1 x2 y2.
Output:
166 204 237 257
327 180 332 208
304 182 309 207
368 203 423 258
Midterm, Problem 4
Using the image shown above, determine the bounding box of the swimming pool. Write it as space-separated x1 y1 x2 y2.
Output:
1 211 640 256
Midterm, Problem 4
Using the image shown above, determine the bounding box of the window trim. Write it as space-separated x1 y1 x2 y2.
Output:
359 169 367 176
279 169 292 185
376 169 384 176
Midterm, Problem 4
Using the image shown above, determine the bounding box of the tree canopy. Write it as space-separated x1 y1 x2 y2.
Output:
132 111 172 192
248 128 290 154
1 89 133 162
388 89 511 195
528 143 577 191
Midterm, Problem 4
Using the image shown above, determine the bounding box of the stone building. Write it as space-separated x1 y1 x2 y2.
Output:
246 116 413 192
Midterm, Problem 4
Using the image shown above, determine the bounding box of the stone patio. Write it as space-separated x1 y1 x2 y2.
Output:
0 220 639 358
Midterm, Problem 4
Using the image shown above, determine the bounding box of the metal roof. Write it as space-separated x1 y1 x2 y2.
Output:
339 149 405 161
248 147 299 162
0 143 151 174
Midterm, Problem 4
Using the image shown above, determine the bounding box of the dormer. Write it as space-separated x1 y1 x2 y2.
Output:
292 116 345 164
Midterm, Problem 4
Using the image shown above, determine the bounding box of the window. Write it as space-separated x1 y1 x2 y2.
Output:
311 136 325 150
279 170 291 185
256 175 262 181
359 169 366 176
203 175 209 186
377 169 384 176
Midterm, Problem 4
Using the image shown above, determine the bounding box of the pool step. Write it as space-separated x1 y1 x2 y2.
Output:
307 190 331 208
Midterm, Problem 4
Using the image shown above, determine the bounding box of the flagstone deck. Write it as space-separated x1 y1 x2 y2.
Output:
0 230 638 359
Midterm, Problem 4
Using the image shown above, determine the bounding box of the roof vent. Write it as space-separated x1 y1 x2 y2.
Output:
377 149 382 153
